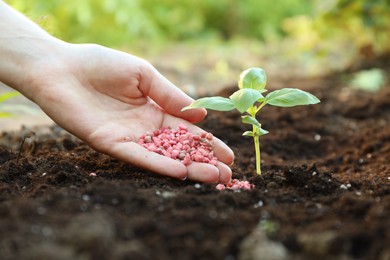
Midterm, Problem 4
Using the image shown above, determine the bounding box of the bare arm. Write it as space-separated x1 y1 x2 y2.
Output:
0 1 234 183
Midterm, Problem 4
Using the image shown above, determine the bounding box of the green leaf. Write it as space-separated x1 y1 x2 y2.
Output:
238 68 267 90
0 91 20 103
181 96 235 111
265 88 320 107
241 115 261 129
242 131 254 137
255 127 269 136
230 89 264 113
241 116 268 136
246 106 258 115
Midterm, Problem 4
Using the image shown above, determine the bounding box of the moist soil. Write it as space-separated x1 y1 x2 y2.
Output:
0 65 389 260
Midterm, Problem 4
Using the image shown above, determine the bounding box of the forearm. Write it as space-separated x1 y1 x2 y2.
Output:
0 1 65 99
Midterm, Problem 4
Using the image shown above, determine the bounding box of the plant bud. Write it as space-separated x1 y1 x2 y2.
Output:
238 67 267 90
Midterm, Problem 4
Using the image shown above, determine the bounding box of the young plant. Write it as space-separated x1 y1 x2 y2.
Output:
182 68 320 175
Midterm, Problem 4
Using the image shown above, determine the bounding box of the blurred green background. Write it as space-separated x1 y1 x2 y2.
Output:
6 0 390 93
2 0 389 129
9 0 314 45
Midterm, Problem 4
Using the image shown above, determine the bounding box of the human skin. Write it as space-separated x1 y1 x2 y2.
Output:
0 1 234 183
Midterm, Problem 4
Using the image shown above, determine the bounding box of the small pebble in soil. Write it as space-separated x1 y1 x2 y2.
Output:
340 183 352 190
340 184 348 190
36 207 46 215
156 190 176 199
254 200 264 208
89 172 97 177
138 124 218 166
82 195 91 201
216 179 255 191
42 227 53 237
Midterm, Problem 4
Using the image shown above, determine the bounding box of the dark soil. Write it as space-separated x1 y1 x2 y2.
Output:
0 66 389 259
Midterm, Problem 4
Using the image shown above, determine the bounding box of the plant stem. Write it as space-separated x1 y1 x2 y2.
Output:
254 134 261 175
255 102 266 113
249 108 262 175
252 102 267 175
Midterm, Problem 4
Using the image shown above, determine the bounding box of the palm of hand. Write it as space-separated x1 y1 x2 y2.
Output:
32 44 233 183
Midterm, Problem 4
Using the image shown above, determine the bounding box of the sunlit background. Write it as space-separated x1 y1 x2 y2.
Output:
7 0 389 90
1 0 389 129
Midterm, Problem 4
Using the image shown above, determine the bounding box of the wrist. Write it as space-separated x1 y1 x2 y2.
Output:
15 38 71 102
0 1 69 102
0 37 71 105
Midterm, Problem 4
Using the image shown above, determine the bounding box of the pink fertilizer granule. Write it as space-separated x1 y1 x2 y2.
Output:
138 124 218 166
216 179 255 191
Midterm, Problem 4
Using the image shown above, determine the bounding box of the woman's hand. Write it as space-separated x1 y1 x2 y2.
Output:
25 44 234 183
0 2 233 183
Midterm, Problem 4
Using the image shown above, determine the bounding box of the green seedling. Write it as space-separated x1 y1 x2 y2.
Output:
182 67 320 175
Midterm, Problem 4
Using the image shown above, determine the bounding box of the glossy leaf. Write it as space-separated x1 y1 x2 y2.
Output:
238 68 267 90
242 131 254 137
255 127 269 136
241 116 268 136
181 96 235 111
241 115 261 129
265 88 320 107
230 89 264 113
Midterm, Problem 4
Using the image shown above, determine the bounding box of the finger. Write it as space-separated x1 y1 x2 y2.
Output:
210 137 235 166
186 162 219 183
110 141 188 180
186 161 232 184
141 66 207 123
110 139 232 184
177 122 234 166
216 162 232 184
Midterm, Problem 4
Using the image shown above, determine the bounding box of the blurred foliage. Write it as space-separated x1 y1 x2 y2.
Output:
322 0 390 55
283 0 390 59
8 0 161 46
7 0 313 47
0 90 41 117
349 69 386 92
0 91 21 117
6 0 390 76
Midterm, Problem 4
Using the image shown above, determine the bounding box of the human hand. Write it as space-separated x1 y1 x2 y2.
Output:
25 44 234 183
